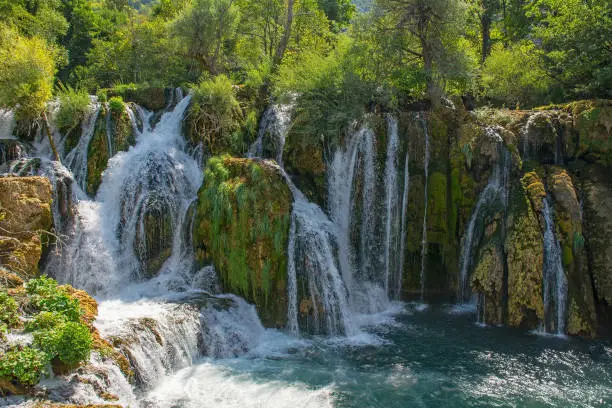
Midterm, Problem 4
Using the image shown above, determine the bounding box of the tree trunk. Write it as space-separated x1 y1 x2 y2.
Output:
481 13 492 63
273 0 295 69
42 112 61 163
421 38 441 108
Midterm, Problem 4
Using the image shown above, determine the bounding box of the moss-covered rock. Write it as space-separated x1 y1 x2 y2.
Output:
0 177 53 278
565 100 612 166
572 164 612 331
283 128 327 207
193 156 292 327
505 178 544 329
471 240 504 325
86 103 135 196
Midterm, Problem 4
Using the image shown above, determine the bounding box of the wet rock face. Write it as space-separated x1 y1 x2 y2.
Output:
0 177 53 278
573 164 612 330
505 179 544 329
547 167 597 336
193 156 292 328
86 104 136 196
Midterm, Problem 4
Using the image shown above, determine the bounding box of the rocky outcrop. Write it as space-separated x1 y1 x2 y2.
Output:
505 178 544 328
86 103 135 196
0 177 53 278
193 156 292 327
547 167 597 336
571 163 612 332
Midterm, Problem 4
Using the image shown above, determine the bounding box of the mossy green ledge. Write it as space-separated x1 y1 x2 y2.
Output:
192 156 293 328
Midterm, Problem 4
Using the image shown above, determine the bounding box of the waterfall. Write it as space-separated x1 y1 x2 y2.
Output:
0 108 16 139
419 114 430 301
542 197 568 335
64 102 101 190
328 125 377 304
398 149 410 299
383 117 401 298
49 94 202 296
96 300 202 389
251 105 355 336
458 128 511 303
199 294 265 358
247 103 293 165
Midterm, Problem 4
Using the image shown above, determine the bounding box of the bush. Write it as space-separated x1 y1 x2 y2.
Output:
481 42 552 109
34 321 92 366
55 85 91 133
0 347 49 386
188 75 243 154
25 276 81 321
108 96 125 114
0 291 19 328
0 27 58 122
25 311 67 331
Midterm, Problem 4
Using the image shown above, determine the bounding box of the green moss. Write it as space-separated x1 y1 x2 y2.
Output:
86 102 135 196
505 179 544 329
193 156 292 327
427 172 448 244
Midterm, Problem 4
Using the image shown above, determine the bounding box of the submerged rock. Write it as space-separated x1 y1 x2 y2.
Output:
193 156 293 327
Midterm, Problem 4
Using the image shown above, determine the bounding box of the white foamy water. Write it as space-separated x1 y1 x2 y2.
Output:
143 362 335 408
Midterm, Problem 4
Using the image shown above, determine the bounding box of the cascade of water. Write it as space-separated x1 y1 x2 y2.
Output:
0 108 16 139
199 294 265 358
64 102 101 190
419 114 430 301
247 103 293 165
458 128 511 303
383 117 401 298
328 125 377 303
398 149 410 299
50 95 202 296
252 105 355 336
96 300 202 389
542 197 568 335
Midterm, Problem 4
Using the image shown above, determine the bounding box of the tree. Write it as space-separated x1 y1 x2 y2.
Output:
0 27 60 159
528 0 612 98
375 0 470 104
172 0 240 75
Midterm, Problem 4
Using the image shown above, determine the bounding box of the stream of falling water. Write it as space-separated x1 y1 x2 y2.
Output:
458 128 511 304
419 114 430 302
542 197 568 335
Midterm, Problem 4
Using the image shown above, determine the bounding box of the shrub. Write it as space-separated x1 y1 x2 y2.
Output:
25 276 81 321
0 347 49 386
188 75 243 154
33 321 92 366
55 84 91 133
25 311 67 331
0 291 19 328
481 42 552 108
108 96 125 114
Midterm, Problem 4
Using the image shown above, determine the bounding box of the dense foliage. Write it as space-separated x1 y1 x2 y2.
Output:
0 276 93 389
0 0 608 137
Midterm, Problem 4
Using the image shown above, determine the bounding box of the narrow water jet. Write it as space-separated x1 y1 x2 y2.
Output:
542 197 568 335
419 114 430 302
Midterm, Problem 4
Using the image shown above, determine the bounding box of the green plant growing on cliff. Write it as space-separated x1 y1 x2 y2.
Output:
25 276 82 322
0 347 49 386
108 96 125 114
33 320 92 366
188 75 243 154
55 84 91 133
0 291 19 328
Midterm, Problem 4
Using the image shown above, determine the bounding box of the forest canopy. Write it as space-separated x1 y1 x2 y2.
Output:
0 0 609 120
